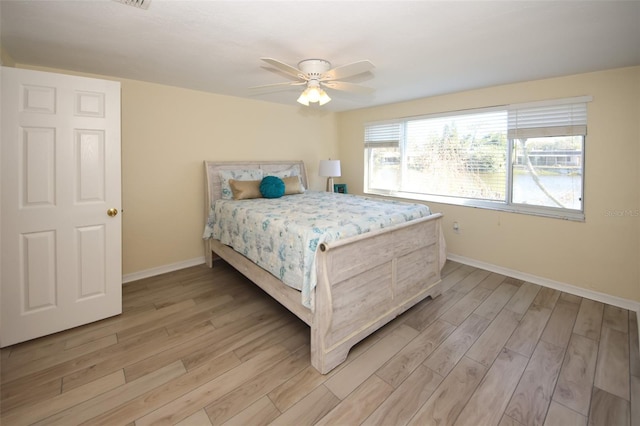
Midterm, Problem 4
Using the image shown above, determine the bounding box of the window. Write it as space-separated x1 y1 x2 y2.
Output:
364 97 590 220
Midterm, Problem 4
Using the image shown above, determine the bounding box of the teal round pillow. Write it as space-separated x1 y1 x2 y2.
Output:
260 176 285 198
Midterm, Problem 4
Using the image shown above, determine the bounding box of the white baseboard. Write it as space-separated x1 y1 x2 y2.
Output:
447 254 640 313
122 256 206 284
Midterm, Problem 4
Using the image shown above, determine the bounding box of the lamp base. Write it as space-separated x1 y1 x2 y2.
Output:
326 177 335 192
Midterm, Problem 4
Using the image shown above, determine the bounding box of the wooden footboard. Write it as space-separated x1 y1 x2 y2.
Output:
207 212 444 374
311 213 443 373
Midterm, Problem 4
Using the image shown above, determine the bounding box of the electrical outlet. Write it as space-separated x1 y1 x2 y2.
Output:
453 221 460 233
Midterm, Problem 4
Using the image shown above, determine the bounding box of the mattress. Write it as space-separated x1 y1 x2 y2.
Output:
203 191 432 307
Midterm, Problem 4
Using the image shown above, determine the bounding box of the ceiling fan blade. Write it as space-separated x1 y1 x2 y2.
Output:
249 81 306 90
260 57 307 80
322 60 374 81
322 81 375 94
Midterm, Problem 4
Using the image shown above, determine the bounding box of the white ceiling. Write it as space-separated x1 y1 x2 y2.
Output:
2 1 639 112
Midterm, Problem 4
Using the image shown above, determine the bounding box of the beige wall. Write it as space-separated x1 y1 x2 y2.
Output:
120 80 338 274
0 46 15 66
337 66 640 302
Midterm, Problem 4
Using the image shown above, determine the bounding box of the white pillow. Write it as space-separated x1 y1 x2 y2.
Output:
219 169 264 200
266 165 305 190
266 164 300 178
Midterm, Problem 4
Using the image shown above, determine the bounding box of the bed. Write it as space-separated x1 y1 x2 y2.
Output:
203 160 445 374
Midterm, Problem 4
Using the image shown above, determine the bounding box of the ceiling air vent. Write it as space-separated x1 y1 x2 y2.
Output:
113 0 151 10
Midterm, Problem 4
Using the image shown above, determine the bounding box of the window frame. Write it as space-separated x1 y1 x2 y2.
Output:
364 97 590 221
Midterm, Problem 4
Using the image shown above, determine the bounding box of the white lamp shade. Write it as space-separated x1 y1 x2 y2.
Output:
296 91 310 106
307 86 321 103
318 89 331 106
297 82 331 106
319 159 341 177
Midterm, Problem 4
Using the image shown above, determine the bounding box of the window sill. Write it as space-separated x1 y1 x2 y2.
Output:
364 189 585 222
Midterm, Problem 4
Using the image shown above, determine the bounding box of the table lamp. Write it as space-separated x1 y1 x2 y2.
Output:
318 159 341 192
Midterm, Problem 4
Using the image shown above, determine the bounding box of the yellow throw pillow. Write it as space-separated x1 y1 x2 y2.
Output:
229 179 262 200
283 176 305 195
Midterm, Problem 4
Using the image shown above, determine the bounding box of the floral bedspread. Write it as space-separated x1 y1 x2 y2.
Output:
203 191 432 308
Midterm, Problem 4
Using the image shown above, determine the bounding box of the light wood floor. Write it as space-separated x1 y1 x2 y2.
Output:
1 260 638 425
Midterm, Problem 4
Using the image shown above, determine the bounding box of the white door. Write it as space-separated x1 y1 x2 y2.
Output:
1 67 122 347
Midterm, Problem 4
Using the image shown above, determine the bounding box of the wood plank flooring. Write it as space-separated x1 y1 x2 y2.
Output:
1 260 638 425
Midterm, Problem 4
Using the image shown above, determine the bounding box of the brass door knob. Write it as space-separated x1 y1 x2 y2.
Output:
107 208 119 217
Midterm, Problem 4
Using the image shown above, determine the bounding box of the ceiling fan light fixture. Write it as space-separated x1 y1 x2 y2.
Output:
307 86 321 103
297 81 331 106
297 90 310 106
318 89 331 106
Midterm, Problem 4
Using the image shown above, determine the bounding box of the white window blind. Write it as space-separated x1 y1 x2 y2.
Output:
508 96 591 139
364 121 402 148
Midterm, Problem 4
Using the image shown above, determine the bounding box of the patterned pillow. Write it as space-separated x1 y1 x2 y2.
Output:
266 164 301 179
265 165 305 190
219 169 264 200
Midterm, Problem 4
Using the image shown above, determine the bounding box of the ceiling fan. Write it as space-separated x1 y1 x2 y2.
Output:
251 57 375 106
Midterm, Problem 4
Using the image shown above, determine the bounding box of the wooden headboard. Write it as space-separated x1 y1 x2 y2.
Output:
203 160 309 219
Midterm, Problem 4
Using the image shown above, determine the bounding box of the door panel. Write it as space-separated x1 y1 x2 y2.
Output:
1 67 122 347
76 129 106 203
77 224 106 298
22 127 57 206
21 230 57 312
